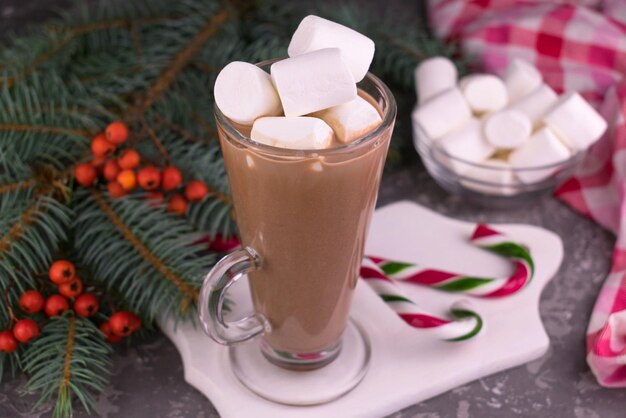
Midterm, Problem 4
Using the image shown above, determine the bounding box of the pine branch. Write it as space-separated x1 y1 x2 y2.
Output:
73 189 215 321
1 8 174 88
22 315 112 418
0 32 75 89
0 193 71 326
132 8 230 115
0 73 112 169
91 190 198 306
154 111 217 144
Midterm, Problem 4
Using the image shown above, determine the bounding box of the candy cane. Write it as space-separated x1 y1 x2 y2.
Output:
361 258 483 342
367 224 534 298
360 224 533 341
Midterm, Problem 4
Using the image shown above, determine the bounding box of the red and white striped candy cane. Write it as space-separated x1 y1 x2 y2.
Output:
367 224 534 298
360 258 483 341
360 224 533 341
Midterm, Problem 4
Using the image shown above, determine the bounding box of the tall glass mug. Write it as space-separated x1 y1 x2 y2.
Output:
198 60 396 404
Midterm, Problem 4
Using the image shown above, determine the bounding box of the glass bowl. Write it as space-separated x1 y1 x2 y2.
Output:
412 119 585 208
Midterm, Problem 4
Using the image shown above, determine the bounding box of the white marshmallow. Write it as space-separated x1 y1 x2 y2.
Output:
311 96 382 144
459 74 508 113
435 118 495 175
462 159 518 196
214 61 282 125
288 15 375 82
415 57 458 103
484 109 532 149
271 48 357 117
251 116 333 150
504 59 542 103
542 92 607 151
508 83 558 126
413 87 472 139
509 126 572 183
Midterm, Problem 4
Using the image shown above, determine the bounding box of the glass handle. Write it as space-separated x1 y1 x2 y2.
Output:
198 247 269 345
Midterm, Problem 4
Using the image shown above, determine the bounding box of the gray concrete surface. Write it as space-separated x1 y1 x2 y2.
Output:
1 1 625 417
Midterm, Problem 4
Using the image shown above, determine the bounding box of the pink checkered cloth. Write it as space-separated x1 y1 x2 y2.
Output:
427 0 626 387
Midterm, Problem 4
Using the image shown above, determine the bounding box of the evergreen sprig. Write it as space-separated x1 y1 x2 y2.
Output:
0 192 72 323
73 188 214 322
21 315 112 418
0 0 457 415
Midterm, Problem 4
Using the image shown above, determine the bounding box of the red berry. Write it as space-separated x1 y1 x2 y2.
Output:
91 133 116 157
100 321 122 343
167 194 187 215
145 191 164 207
74 163 97 187
107 181 128 198
90 155 107 168
109 312 135 337
12 319 40 343
185 180 209 202
103 159 121 182
137 166 161 190
74 294 99 317
90 155 107 177
49 260 76 284
105 121 129 145
58 278 83 299
19 290 45 314
161 166 183 191
44 295 69 317
117 170 137 191
128 312 141 332
208 234 241 253
0 331 18 352
118 149 140 170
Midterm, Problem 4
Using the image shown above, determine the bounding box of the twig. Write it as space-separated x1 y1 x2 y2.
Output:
0 201 40 253
0 124 89 138
190 61 220 74
3 285 16 328
58 316 76 402
78 64 145 84
0 179 35 195
141 119 171 165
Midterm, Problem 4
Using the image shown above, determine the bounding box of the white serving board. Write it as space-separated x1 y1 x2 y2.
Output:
160 201 563 418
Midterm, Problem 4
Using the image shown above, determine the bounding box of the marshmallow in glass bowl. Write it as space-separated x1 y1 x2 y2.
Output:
411 56 607 206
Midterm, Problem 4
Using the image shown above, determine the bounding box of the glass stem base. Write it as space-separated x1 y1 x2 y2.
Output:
259 339 342 371
228 319 371 405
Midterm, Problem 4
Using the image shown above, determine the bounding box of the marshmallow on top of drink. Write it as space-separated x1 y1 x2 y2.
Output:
213 15 382 150
412 57 607 194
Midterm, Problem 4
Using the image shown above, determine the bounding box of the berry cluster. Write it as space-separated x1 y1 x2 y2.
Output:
74 121 210 216
100 311 141 343
0 259 141 353
47 260 99 317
